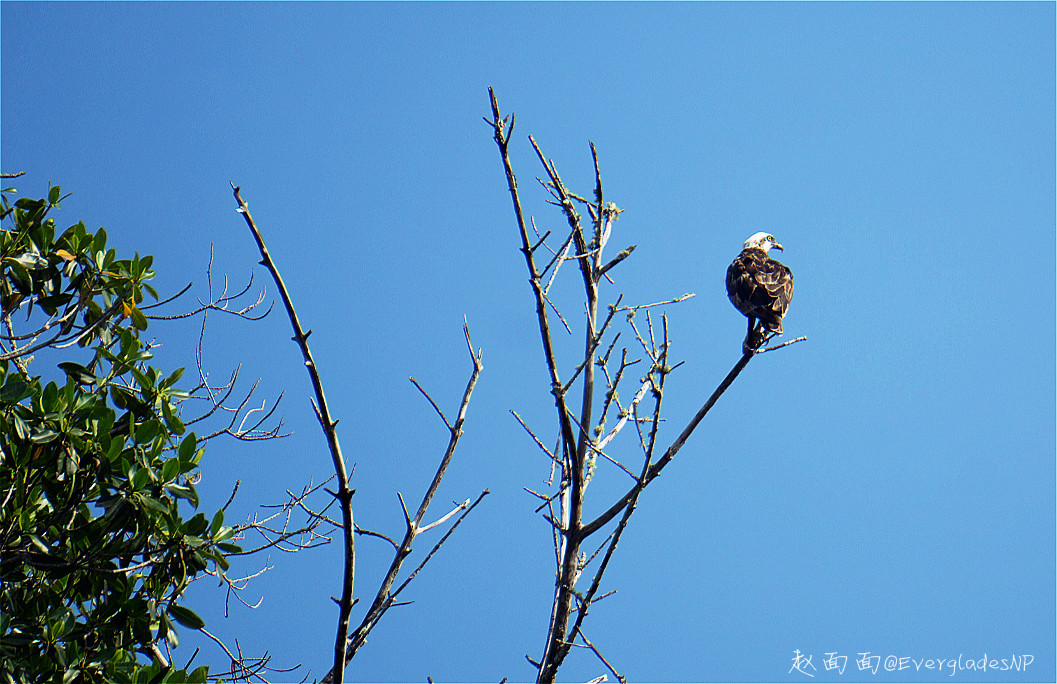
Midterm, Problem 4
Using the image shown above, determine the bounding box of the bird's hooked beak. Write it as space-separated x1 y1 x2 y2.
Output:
771 242 783 252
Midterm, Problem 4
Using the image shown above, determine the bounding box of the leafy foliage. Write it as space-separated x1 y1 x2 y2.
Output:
0 183 233 683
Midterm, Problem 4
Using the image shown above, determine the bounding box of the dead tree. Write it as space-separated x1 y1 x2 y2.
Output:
230 186 487 684
486 88 804 682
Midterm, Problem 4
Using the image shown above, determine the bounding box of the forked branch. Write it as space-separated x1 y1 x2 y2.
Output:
328 323 486 675
581 335 804 539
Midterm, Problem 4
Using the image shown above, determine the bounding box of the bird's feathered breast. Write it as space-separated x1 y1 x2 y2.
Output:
726 247 794 332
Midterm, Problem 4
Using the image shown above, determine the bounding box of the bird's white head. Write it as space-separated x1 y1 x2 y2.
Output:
744 232 783 253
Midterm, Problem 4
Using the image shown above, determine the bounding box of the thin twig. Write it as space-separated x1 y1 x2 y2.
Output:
595 378 652 452
597 245 635 278
355 526 400 551
530 230 552 254
486 85 580 520
527 133 598 684
541 289 574 335
574 626 626 684
418 498 471 534
410 377 452 431
615 293 696 312
558 322 671 669
511 410 559 464
757 335 807 353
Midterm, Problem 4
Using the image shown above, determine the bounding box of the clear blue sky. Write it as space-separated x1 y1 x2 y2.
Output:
2 2 1054 682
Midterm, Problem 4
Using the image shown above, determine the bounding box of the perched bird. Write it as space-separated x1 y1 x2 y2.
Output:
726 232 794 352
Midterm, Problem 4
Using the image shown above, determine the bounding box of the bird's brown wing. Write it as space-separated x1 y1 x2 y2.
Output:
754 259 793 318
726 249 794 333
726 255 760 315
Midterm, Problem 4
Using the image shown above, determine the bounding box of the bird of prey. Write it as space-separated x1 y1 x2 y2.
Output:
726 232 794 353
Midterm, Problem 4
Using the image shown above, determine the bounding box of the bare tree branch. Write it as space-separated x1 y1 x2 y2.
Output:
511 410 559 465
581 343 761 539
410 377 453 431
325 324 486 676
574 626 626 684
486 89 581 474
144 246 270 322
198 627 302 683
391 489 489 598
615 293 696 313
230 184 356 684
758 335 808 353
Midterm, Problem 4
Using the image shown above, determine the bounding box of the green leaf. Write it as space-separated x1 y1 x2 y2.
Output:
167 604 204 630
159 367 184 389
166 484 198 507
159 611 179 649
0 378 30 402
51 610 74 639
161 457 180 482
92 226 108 255
4 259 32 291
162 401 185 436
130 366 152 391
29 428 60 444
135 419 161 445
12 251 49 270
184 513 208 536
177 433 196 462
12 412 30 441
209 509 224 536
130 467 149 490
139 495 170 515
59 362 96 385
130 305 148 331
14 197 44 211
42 381 59 410
28 534 49 553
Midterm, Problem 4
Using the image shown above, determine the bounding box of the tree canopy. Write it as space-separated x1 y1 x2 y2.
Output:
1 180 234 683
